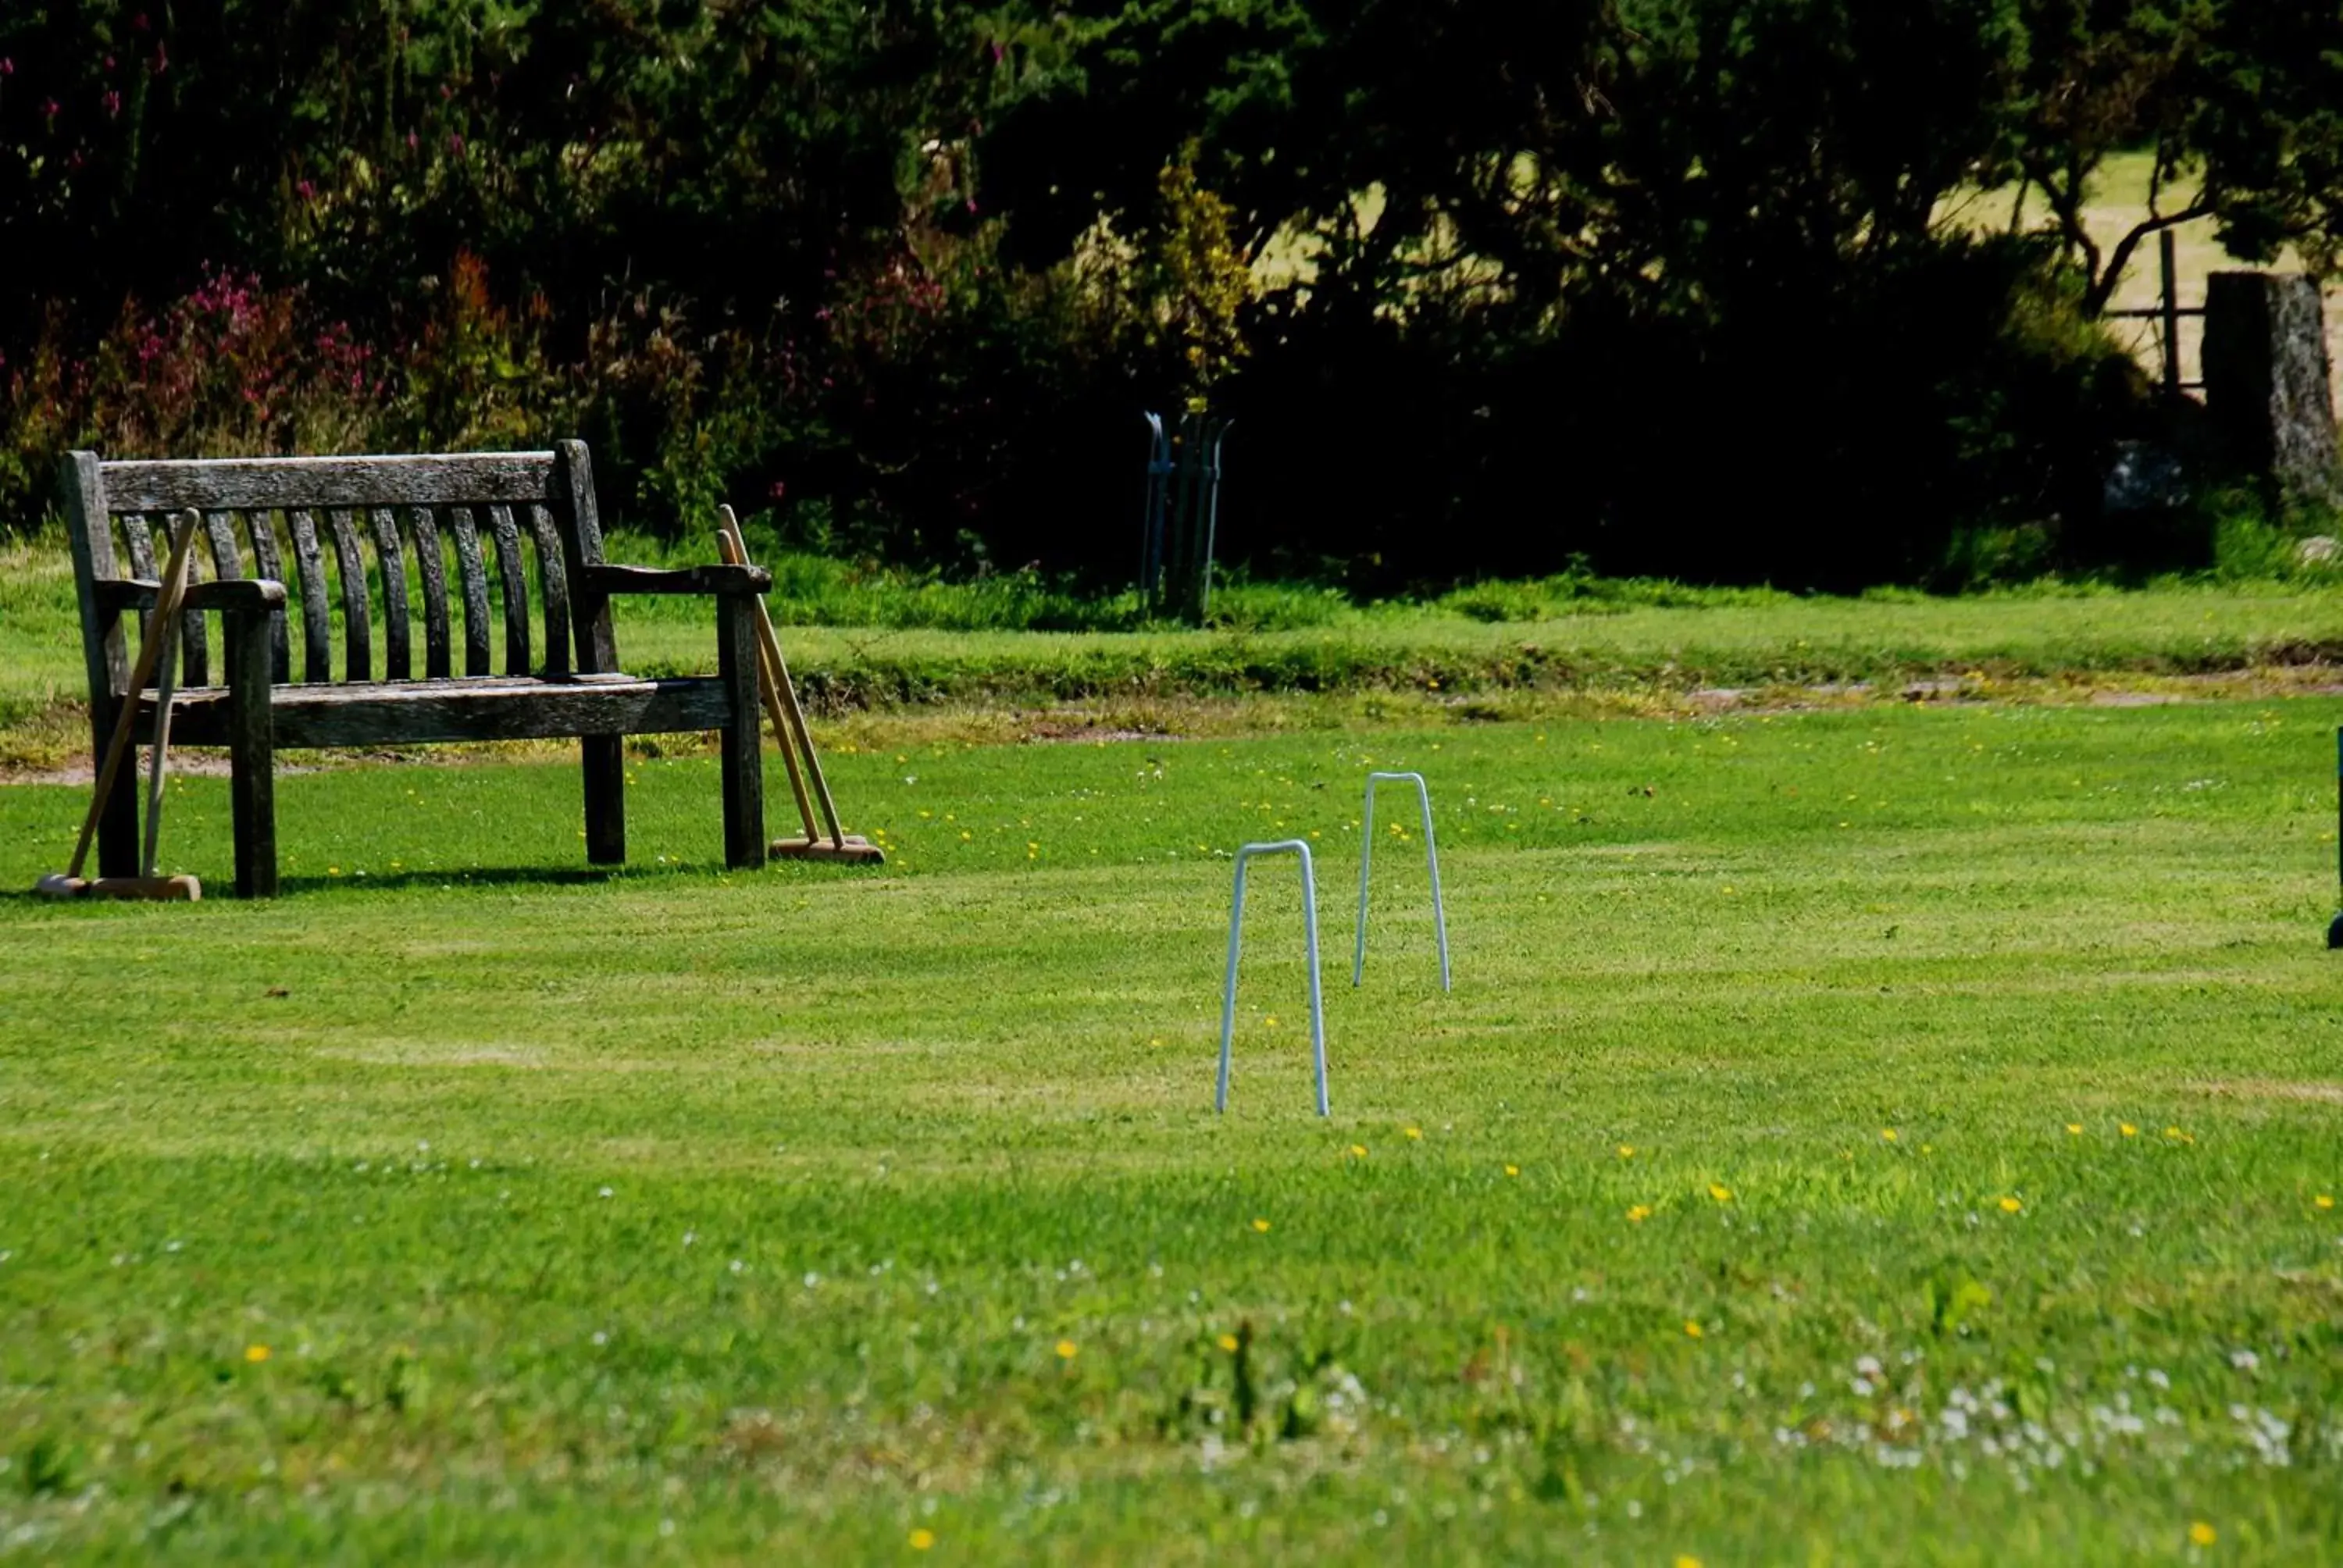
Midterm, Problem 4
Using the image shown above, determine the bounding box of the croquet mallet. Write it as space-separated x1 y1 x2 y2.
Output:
715 505 883 864
36 510 204 900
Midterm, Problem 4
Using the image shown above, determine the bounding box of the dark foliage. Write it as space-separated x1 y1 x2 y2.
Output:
2 0 2337 586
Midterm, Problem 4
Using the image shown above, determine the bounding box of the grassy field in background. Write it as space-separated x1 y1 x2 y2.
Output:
15 527 2343 769
2 700 2340 1560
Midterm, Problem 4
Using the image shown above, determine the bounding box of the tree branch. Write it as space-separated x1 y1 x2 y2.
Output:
2086 200 2210 316
2022 154 2100 294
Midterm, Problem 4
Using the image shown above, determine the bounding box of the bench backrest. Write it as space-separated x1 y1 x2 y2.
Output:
62 441 615 703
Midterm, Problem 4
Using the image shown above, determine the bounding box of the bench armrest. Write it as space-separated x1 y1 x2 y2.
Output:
583 563 770 597
96 576 288 612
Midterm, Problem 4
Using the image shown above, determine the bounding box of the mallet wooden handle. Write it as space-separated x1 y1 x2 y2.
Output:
716 524 819 842
719 507 846 846
65 512 201 881
138 560 189 882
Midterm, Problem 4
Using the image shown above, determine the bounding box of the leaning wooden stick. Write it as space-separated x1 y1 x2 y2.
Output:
37 510 202 898
139 546 187 882
717 507 843 844
716 506 882 864
716 523 819 843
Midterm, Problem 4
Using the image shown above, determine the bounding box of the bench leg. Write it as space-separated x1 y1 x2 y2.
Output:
582 736 625 864
716 595 765 870
92 697 141 879
226 608 278 898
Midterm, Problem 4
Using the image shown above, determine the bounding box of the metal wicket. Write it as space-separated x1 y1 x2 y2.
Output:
1218 839 1331 1117
1353 772 1451 991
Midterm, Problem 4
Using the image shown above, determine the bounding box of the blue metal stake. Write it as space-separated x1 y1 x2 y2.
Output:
1218 839 1330 1116
1139 412 1172 610
1354 771 1451 991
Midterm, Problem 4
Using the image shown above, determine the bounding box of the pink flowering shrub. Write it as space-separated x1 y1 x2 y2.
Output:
89 267 389 458
0 258 574 527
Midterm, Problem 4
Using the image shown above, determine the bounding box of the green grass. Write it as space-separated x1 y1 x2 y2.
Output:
17 526 2343 772
2 699 2341 1560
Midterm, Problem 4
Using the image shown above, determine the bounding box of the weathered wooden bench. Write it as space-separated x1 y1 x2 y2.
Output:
63 441 769 896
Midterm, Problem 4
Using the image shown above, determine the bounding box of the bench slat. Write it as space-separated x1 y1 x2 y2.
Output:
487 504 532 675
326 510 372 682
99 451 558 511
179 537 212 687
371 508 412 680
530 503 571 675
121 513 157 579
447 507 494 677
201 509 244 577
196 511 246 691
287 511 334 682
139 675 734 749
242 509 293 683
118 515 169 693
412 507 452 680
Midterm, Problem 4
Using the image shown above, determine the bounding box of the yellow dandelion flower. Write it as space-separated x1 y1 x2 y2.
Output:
1677 1558 1703 1568
2120 1123 2138 1138
1149 1037 1162 1048
1218 1333 1240 1352
1683 1320 1703 1338
1881 1128 1898 1142
1708 1183 1733 1203
1350 1144 1368 1158
1055 1339 1078 1360
910 1527 937 1550
2164 1126 2194 1144
2066 1123 2083 1135
1264 1014 1278 1028
1405 1126 1423 1140
1504 1164 1520 1178
1251 1218 1271 1233
244 1344 270 1363
1617 1143 1635 1159
1628 1204 1653 1223
2315 1194 2334 1210
1999 1196 2024 1213
2189 1521 2216 1547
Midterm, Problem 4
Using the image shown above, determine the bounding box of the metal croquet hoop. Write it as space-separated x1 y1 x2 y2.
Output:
1354 772 1452 991
1218 840 1331 1117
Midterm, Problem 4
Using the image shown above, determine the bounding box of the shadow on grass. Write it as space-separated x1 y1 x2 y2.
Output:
273 865 646 896
1 861 715 907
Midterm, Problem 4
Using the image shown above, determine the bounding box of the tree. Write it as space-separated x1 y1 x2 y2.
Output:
2012 0 2343 315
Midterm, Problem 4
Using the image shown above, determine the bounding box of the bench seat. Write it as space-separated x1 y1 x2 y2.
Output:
125 672 738 750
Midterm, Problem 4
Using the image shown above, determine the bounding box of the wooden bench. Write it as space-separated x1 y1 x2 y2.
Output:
62 441 769 896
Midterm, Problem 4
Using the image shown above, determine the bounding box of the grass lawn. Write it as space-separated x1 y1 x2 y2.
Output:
16 526 2343 769
2 699 2341 1561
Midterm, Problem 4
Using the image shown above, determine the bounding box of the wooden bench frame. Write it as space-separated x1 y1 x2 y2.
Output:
63 441 769 896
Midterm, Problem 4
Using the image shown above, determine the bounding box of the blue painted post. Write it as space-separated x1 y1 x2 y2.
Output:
1218 839 1330 1116
1139 413 1173 614
1139 412 1231 623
